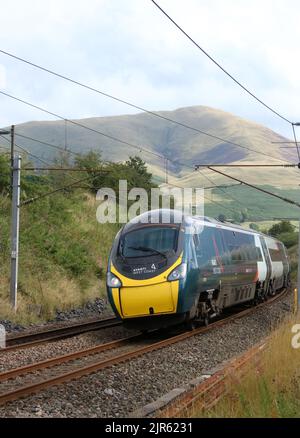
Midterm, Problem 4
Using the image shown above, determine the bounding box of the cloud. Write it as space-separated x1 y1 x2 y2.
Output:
0 0 299 140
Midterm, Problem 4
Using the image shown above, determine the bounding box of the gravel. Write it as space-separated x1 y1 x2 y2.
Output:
0 291 293 418
0 325 138 373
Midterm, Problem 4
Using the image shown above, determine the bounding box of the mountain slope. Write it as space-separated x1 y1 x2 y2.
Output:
1 105 297 185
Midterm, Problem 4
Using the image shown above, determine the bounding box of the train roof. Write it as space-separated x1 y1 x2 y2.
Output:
123 209 281 243
192 215 280 241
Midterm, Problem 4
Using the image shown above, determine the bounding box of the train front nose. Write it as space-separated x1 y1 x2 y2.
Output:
119 281 178 317
107 260 186 320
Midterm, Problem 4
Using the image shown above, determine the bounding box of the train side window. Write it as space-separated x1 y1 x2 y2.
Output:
269 247 282 262
222 230 258 263
194 227 222 267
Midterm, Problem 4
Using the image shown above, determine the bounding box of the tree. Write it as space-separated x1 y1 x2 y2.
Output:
74 150 102 171
268 220 294 237
125 156 153 190
277 231 298 248
218 213 226 222
74 150 104 193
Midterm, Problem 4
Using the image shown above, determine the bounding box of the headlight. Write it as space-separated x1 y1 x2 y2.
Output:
107 272 122 288
167 263 187 281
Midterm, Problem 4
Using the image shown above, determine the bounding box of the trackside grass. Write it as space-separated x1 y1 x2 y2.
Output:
193 316 300 418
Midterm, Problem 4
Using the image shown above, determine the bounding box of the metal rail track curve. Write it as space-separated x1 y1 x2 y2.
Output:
4 317 121 351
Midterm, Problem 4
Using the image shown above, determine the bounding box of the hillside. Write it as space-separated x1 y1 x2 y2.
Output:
1 105 297 187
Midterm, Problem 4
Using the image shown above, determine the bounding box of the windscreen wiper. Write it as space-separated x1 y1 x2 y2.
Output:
127 246 167 259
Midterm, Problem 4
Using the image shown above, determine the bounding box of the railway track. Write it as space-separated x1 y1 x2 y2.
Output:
4 317 121 351
0 288 288 407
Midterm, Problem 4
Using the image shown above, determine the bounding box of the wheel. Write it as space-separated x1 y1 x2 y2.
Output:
185 319 196 331
268 283 275 296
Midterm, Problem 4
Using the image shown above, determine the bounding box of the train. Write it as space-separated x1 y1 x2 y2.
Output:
106 209 290 330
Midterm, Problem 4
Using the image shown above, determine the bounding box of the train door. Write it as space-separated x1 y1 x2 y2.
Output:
259 236 272 294
254 234 267 284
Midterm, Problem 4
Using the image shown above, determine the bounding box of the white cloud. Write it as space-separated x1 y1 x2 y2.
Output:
0 0 299 140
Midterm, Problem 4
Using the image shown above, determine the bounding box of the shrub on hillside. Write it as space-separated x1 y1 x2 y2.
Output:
268 220 294 237
277 231 298 248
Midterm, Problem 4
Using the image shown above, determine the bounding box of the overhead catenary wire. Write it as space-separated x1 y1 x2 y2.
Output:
194 166 248 210
150 0 300 161
163 177 268 218
15 133 82 159
0 134 52 167
2 95 299 214
20 172 108 206
195 163 297 168
162 180 237 215
206 166 300 208
0 94 292 166
23 167 109 172
0 48 292 164
17 133 297 170
1 134 97 191
17 130 296 170
150 0 292 125
5 126 300 213
0 56 298 212
0 90 166 162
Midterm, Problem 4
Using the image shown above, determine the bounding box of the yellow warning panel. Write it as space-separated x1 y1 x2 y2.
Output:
120 281 179 318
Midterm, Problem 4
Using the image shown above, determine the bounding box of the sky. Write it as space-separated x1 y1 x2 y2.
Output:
0 0 300 139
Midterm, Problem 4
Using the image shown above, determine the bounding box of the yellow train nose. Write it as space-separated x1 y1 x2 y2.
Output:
120 281 178 317
110 256 182 319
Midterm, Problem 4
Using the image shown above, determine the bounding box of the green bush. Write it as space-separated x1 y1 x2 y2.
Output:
268 220 294 237
276 231 298 248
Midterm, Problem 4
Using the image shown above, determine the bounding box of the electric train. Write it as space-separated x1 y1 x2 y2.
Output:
106 209 290 330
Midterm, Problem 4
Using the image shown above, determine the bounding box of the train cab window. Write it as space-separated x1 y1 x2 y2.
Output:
120 226 178 258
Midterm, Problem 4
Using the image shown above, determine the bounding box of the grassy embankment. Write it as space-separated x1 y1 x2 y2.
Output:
0 191 119 323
